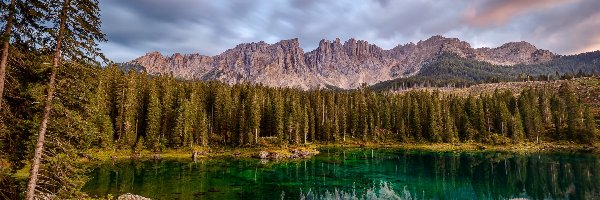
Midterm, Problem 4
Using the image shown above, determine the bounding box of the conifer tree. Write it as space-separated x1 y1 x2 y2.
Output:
498 101 511 137
510 107 525 143
582 107 597 144
427 92 442 142
408 96 421 141
0 0 46 110
90 69 113 148
273 91 284 142
561 84 582 140
189 86 208 146
122 72 140 148
339 96 347 142
145 80 162 151
302 104 309 144
248 89 261 145
349 93 359 139
550 94 565 139
442 102 458 143
27 0 106 198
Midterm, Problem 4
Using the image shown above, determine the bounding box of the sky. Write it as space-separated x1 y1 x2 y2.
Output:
99 0 600 62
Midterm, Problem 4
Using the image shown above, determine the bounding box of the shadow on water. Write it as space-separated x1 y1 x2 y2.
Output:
82 149 600 199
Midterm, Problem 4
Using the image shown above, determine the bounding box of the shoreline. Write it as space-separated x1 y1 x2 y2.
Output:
84 141 599 162
11 141 599 180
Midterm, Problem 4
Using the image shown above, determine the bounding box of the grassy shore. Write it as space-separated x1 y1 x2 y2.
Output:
8 140 598 181
82 140 599 163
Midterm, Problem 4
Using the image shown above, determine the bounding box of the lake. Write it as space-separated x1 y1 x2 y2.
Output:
83 148 600 199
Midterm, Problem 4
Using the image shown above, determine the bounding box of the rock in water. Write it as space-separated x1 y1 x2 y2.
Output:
258 151 269 159
117 193 151 200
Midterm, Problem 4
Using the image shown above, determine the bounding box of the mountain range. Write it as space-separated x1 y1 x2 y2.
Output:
122 35 573 89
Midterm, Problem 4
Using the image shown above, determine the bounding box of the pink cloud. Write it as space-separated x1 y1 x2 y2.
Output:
464 0 578 26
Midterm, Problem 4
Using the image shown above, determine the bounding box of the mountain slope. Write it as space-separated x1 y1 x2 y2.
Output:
369 51 600 91
123 35 559 89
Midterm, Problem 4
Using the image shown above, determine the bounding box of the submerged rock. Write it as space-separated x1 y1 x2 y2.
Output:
258 151 269 159
291 149 312 158
117 193 151 200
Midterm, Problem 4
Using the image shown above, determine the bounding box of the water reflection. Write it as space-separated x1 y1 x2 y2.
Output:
83 149 600 199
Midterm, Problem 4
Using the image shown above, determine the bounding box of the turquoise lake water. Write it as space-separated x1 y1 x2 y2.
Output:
82 148 600 199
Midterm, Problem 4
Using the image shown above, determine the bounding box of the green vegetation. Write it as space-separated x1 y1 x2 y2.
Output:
1 51 599 198
371 52 600 90
0 1 598 199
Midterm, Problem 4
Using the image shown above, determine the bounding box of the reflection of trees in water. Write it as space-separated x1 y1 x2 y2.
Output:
83 151 600 200
299 181 413 200
387 151 600 200
316 150 600 200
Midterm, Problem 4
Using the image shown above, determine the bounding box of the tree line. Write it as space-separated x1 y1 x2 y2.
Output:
371 53 600 90
89 66 598 151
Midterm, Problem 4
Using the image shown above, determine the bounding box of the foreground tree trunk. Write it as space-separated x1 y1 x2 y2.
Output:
26 0 69 199
0 0 16 111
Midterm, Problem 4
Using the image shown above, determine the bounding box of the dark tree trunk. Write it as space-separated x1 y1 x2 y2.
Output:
26 0 70 199
0 0 16 111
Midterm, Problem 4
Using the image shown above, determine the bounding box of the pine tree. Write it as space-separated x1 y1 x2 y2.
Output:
160 75 177 147
510 107 525 143
302 104 309 144
349 92 359 139
0 0 46 110
338 96 347 142
582 107 597 144
442 100 458 143
173 97 187 147
466 96 485 141
411 95 423 141
0 0 16 111
327 93 337 142
27 0 106 198
273 91 284 142
189 85 208 146
90 69 113 148
561 84 582 141
358 91 369 141
550 94 565 139
248 89 261 145
539 89 552 127
145 80 162 151
498 101 511 137
427 92 442 142
122 72 140 148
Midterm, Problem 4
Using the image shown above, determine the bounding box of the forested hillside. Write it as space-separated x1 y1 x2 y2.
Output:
371 52 600 90
1 48 599 198
1 0 599 199
4 63 597 158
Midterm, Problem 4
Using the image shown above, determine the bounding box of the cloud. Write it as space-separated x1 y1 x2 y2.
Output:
98 0 600 62
463 0 578 26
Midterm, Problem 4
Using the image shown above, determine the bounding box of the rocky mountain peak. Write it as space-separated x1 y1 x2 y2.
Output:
125 36 560 89
475 41 556 65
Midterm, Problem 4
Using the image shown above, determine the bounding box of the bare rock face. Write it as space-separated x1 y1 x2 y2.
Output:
127 51 212 79
207 38 320 89
305 38 395 88
126 35 557 89
474 41 555 65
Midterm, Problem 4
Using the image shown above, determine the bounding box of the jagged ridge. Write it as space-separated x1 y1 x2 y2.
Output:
124 35 557 89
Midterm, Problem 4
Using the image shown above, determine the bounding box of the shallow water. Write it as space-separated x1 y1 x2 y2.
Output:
82 148 600 199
